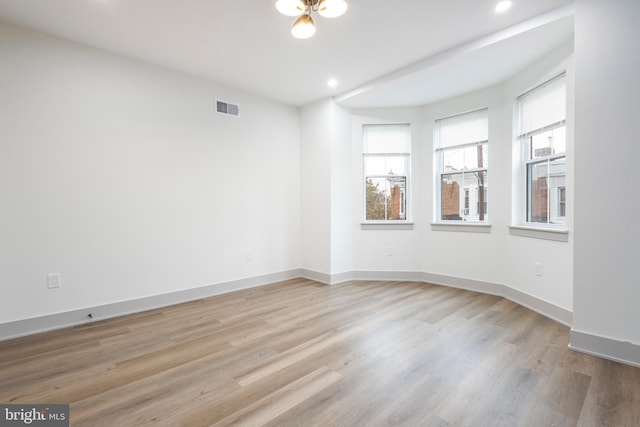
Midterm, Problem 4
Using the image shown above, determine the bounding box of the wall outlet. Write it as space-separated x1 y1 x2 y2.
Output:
535 262 542 277
244 250 253 262
386 247 394 256
47 273 61 289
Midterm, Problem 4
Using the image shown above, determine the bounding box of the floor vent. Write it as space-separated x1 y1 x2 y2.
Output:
216 100 239 117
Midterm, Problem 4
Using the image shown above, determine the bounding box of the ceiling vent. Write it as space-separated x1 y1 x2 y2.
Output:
216 100 239 117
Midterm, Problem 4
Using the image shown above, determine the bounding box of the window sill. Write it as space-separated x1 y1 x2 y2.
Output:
361 222 414 230
431 222 491 233
509 225 569 242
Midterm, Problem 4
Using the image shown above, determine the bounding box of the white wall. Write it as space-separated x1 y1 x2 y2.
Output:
421 87 508 285
300 100 332 276
503 45 575 312
573 0 640 345
300 99 353 279
0 22 301 324
350 108 425 273
329 103 353 276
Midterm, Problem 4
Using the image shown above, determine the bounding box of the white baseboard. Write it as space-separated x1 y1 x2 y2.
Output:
300 269 333 285
417 271 572 326
0 268 572 343
0 269 302 342
5 263 638 373
303 269 573 327
569 329 640 368
6 267 636 369
351 270 424 283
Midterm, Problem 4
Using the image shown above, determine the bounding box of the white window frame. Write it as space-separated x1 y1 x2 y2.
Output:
362 124 411 224
434 109 489 224
558 186 566 218
518 73 567 229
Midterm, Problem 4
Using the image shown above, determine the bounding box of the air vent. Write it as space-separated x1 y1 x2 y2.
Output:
216 100 239 117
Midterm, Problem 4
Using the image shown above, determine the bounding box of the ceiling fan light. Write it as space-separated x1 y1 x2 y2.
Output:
276 0 305 17
291 14 316 39
318 0 348 18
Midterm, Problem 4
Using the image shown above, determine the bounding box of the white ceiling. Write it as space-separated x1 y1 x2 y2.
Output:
0 0 574 108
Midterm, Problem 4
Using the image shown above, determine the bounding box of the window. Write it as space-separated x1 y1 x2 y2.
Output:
558 187 566 217
363 124 411 221
518 74 566 226
434 109 488 222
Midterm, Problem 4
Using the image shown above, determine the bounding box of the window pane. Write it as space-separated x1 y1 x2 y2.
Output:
386 155 408 175
469 171 488 221
388 176 406 220
528 158 565 224
464 143 488 169
548 157 566 225
440 172 488 221
529 126 566 159
442 148 465 171
528 162 548 223
365 176 406 220
441 173 464 220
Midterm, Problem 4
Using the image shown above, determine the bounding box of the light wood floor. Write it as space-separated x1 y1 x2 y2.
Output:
1 279 639 426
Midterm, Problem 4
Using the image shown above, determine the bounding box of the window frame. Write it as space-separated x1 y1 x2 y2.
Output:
362 124 412 223
434 108 489 224
517 73 567 228
558 186 566 218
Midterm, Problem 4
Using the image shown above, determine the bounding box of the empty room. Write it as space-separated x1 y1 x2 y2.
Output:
1 0 639 425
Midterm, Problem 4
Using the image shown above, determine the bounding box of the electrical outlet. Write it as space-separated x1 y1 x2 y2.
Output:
244 250 253 262
386 247 394 256
535 262 542 277
47 273 61 289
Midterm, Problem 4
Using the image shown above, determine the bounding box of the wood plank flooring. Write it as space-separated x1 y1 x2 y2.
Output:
1 279 639 426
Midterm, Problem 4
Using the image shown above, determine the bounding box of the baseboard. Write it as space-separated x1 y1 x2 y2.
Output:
303 270 424 286
502 286 573 327
300 269 333 285
0 269 302 342
348 270 573 327
420 271 504 297
300 269 359 285
0 268 573 342
424 272 572 327
569 329 640 368
351 270 424 283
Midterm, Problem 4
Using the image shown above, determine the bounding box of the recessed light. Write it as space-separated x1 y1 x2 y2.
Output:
328 78 338 88
495 1 512 13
